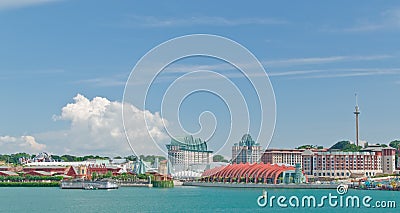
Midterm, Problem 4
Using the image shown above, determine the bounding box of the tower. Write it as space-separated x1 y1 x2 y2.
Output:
354 93 360 146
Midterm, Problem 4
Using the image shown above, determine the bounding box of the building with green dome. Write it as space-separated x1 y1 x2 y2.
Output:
232 134 262 164
166 135 213 172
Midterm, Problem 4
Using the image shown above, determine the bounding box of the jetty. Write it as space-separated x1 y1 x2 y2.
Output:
183 182 339 189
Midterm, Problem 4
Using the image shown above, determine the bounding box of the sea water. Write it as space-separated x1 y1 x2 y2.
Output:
0 187 398 212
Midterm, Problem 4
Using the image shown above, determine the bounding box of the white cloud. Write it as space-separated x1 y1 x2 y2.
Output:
326 8 400 32
293 68 400 79
41 94 169 156
0 0 60 10
73 73 128 87
74 54 395 87
121 15 287 28
0 135 46 153
264 55 393 67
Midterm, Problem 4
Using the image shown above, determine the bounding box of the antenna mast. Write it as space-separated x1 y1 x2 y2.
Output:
354 93 360 147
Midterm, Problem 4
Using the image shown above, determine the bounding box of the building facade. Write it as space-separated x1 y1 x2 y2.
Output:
261 149 303 166
232 134 261 164
166 135 212 173
301 146 396 179
398 155 400 170
382 147 396 174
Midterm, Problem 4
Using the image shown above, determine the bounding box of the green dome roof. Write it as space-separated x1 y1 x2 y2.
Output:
167 135 212 152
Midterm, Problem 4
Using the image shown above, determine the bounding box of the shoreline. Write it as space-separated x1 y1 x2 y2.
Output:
183 182 339 189
0 182 59 187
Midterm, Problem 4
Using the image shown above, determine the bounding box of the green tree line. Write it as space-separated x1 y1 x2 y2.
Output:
0 153 165 165
0 175 63 182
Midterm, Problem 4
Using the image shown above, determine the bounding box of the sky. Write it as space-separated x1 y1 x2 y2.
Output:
0 0 400 158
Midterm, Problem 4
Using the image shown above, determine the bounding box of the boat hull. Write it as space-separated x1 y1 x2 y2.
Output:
60 180 119 189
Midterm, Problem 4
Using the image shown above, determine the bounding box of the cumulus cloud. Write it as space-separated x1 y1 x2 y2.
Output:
0 135 46 153
43 94 169 156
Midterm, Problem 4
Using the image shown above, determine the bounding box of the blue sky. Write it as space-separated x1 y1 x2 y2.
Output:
0 0 400 157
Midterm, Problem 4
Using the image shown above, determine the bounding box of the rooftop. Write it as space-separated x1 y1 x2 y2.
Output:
167 135 212 153
234 134 260 147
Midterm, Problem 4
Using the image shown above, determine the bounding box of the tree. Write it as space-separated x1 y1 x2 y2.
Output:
213 155 228 163
0 153 32 165
61 155 77 162
330 141 362 152
389 140 400 149
91 172 98 181
296 145 317 149
104 171 112 178
51 155 62 162
125 155 137 161
138 155 166 164
137 174 147 180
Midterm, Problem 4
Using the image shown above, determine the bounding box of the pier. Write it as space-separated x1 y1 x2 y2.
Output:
183 182 339 189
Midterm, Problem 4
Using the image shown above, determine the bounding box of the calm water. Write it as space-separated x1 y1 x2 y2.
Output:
0 186 398 212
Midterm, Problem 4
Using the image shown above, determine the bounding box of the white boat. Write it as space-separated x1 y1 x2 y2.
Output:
60 179 119 190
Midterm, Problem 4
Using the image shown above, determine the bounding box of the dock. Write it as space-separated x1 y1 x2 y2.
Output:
183 182 339 189
118 183 153 187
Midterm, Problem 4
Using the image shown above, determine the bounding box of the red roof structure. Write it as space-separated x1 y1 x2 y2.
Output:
201 162 296 184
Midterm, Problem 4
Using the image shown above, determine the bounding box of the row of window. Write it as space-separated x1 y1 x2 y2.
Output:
312 171 377 177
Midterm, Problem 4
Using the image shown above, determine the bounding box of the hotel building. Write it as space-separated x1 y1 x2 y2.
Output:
260 145 396 179
261 149 303 166
166 135 212 172
302 146 396 178
232 134 262 164
398 155 400 170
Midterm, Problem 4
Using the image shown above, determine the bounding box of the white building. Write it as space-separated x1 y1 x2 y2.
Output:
166 136 212 173
232 134 261 164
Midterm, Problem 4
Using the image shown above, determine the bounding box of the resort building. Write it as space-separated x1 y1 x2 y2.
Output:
382 147 396 174
166 135 213 173
261 149 303 166
301 146 397 179
231 134 262 164
23 166 67 175
201 162 306 184
0 171 19 176
398 155 400 170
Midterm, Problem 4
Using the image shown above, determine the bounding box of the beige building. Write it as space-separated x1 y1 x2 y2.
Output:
302 146 396 179
382 147 396 174
261 149 303 166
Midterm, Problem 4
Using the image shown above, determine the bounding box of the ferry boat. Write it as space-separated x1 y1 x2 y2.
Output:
60 179 119 190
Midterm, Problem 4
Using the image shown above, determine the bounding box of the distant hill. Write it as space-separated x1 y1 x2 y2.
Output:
329 141 362 152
